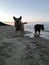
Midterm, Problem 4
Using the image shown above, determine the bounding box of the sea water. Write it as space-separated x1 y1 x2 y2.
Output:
24 22 49 40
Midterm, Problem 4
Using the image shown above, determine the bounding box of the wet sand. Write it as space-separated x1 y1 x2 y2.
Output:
0 26 49 65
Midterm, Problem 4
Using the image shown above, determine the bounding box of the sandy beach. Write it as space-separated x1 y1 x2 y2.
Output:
0 26 49 65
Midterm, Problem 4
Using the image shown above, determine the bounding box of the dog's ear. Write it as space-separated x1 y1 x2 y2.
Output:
13 16 16 20
19 16 22 20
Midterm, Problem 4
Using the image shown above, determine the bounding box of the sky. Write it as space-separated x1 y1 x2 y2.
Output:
0 0 49 23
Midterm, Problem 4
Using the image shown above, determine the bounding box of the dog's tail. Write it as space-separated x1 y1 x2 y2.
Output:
23 22 27 24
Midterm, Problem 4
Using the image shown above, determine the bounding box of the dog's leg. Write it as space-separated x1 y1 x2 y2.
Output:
38 30 40 37
21 24 25 34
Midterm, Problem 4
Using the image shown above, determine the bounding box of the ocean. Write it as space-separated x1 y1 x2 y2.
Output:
24 22 49 40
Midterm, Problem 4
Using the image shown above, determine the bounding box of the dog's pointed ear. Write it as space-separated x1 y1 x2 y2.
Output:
19 16 22 20
13 16 16 20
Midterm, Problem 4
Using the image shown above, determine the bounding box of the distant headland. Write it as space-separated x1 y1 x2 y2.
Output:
0 21 10 26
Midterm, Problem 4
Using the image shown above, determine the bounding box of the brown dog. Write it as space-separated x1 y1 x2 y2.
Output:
13 16 27 33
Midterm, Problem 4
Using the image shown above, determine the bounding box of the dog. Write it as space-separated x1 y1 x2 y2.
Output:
34 24 44 37
13 16 27 33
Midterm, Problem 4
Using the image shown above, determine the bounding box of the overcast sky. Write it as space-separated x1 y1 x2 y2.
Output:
0 0 49 22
